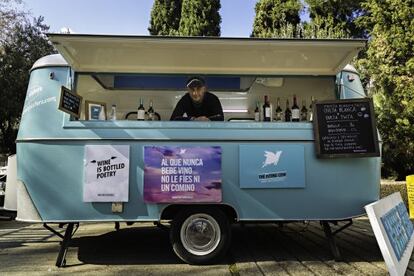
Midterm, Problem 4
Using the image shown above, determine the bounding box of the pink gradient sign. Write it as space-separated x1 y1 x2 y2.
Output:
144 146 222 203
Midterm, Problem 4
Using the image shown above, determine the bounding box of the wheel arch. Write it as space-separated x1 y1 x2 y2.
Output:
160 204 238 222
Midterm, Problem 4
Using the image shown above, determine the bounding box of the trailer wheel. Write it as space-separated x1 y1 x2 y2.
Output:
170 207 231 264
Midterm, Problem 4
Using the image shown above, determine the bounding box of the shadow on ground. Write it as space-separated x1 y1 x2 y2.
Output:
72 225 185 265
67 221 383 266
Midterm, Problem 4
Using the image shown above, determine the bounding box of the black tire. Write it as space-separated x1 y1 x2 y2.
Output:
170 207 231 265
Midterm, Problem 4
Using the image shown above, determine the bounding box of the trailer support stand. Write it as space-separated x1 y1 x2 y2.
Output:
322 221 342 261
56 223 78 267
321 219 352 261
43 223 79 267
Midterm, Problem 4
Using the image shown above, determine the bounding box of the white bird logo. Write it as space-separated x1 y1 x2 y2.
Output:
179 149 187 155
262 151 282 168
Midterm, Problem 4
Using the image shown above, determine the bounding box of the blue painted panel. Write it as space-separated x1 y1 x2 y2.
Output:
113 75 241 90
239 144 305 188
17 67 71 140
114 75 187 89
15 66 381 222
337 71 366 99
17 140 380 221
205 77 240 90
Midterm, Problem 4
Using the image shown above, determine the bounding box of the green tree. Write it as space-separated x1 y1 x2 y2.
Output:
358 0 414 180
251 0 302 37
0 16 56 153
251 0 346 39
178 0 221 36
148 0 182 35
300 14 348 39
0 0 28 44
306 0 367 38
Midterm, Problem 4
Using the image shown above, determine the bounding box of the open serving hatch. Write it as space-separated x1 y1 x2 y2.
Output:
48 34 366 76
47 34 366 121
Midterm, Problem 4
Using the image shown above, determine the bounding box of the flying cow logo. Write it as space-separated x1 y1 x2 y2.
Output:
262 150 282 168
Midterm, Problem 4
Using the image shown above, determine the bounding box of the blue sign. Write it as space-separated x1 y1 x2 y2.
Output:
381 202 414 261
239 144 305 188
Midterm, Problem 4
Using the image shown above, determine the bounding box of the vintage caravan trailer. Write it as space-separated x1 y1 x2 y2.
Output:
16 34 380 266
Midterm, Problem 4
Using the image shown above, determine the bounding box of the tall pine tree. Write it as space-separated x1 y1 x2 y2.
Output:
251 0 302 38
148 0 182 35
306 0 367 38
300 13 348 39
178 0 221 36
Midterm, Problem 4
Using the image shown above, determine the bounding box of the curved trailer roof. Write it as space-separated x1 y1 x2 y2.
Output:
48 34 366 76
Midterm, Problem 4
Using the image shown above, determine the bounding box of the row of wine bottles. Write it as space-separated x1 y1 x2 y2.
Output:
255 95 315 122
137 98 157 121
110 96 313 122
100 100 157 121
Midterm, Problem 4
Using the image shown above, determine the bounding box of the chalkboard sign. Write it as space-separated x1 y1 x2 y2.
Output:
58 86 82 118
313 98 380 158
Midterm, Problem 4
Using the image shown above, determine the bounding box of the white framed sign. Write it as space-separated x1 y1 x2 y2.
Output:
83 145 130 202
365 192 414 276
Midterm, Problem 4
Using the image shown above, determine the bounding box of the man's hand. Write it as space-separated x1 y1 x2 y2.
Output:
194 116 210 121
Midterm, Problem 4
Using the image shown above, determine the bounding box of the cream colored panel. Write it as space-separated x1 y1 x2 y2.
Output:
50 35 365 75
16 180 42 222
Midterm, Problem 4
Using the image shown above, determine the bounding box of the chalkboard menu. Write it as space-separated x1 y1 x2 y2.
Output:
58 86 82 118
313 98 380 158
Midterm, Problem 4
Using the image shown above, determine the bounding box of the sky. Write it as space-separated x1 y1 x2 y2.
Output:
21 0 261 37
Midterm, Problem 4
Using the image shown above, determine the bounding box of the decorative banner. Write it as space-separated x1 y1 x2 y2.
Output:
144 146 222 203
84 145 129 202
407 175 414 218
239 144 305 188
365 193 414 276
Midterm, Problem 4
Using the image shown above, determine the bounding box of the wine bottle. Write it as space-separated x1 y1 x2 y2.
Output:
284 99 291 122
148 100 154 121
308 96 315 122
263 95 271 122
254 101 260 122
275 97 283 121
137 98 145 121
291 94 300 122
110 104 117 121
300 99 308 121
98 106 106 120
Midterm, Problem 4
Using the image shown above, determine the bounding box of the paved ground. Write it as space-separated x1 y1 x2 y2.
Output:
0 217 414 275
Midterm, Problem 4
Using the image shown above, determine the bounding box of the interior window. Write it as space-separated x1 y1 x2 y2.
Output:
74 73 336 122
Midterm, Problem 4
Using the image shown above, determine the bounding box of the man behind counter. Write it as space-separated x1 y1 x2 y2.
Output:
170 76 224 121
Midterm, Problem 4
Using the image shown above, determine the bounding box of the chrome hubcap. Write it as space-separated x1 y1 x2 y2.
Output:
180 213 221 256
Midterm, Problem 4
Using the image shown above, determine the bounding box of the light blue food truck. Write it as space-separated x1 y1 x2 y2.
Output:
16 34 380 266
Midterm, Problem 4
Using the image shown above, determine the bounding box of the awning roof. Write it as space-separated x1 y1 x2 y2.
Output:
48 34 366 76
